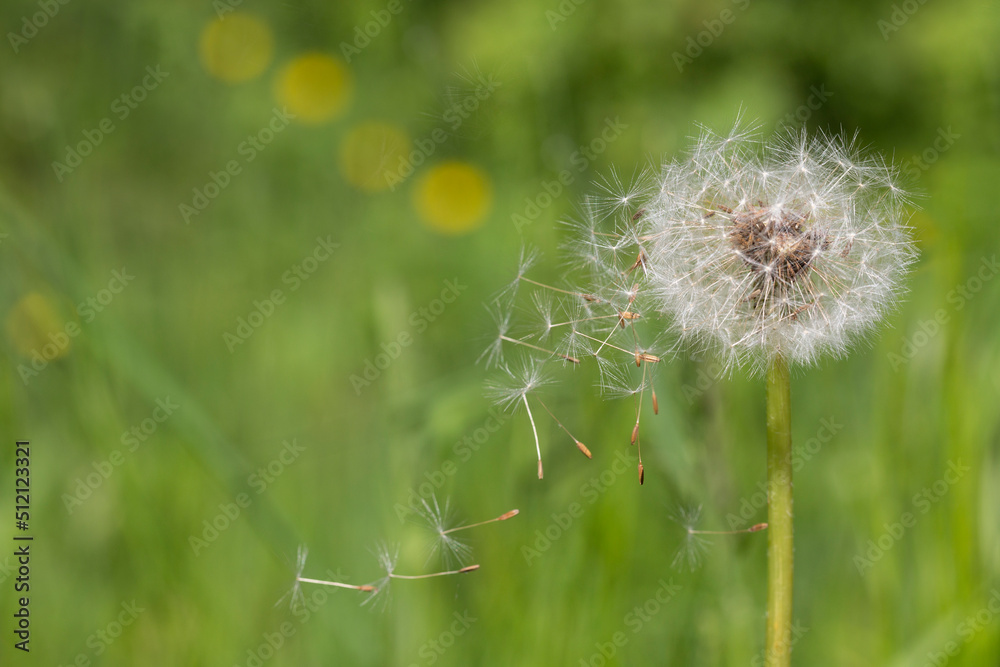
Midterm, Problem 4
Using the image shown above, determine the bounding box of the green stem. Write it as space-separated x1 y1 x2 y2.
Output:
765 355 793 667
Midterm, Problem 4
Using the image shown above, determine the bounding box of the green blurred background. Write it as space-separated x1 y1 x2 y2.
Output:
1 0 998 664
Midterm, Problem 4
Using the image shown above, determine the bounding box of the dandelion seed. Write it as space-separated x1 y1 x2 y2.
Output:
297 574 377 593
275 544 310 612
670 505 712 572
486 360 553 478
501 334 581 364
389 564 481 579
485 359 552 411
284 545 378 611
495 246 540 303
592 165 654 224
481 299 582 366
416 495 520 567
669 505 768 571
525 395 543 479
416 495 475 567
596 358 650 400
532 291 556 342
439 509 520 535
553 301 596 362
362 543 398 608
478 299 513 368
358 542 481 609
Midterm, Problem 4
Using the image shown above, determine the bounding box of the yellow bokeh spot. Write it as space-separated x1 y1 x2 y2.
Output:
6 292 72 359
339 122 411 192
414 162 493 234
199 13 274 83
276 53 352 124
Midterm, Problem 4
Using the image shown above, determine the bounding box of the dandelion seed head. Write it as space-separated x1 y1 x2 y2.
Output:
635 122 917 373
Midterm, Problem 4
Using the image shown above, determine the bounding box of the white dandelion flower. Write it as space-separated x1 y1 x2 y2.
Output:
638 123 917 373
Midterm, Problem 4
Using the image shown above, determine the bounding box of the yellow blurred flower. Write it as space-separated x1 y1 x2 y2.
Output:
199 13 274 83
414 162 493 234
275 53 353 124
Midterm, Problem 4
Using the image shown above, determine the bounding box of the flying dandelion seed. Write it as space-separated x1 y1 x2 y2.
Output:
275 544 310 612
281 544 377 612
494 246 540 304
670 505 712 572
415 495 521 567
287 501 510 614
417 496 475 567
486 359 553 478
355 542 482 610
362 543 398 609
478 299 515 368
669 505 767 571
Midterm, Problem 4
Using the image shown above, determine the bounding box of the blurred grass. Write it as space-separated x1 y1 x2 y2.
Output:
1 0 999 665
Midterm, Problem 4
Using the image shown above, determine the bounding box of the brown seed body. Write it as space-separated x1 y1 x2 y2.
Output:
728 206 827 294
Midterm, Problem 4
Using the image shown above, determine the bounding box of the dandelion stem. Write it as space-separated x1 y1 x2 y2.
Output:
765 355 793 667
